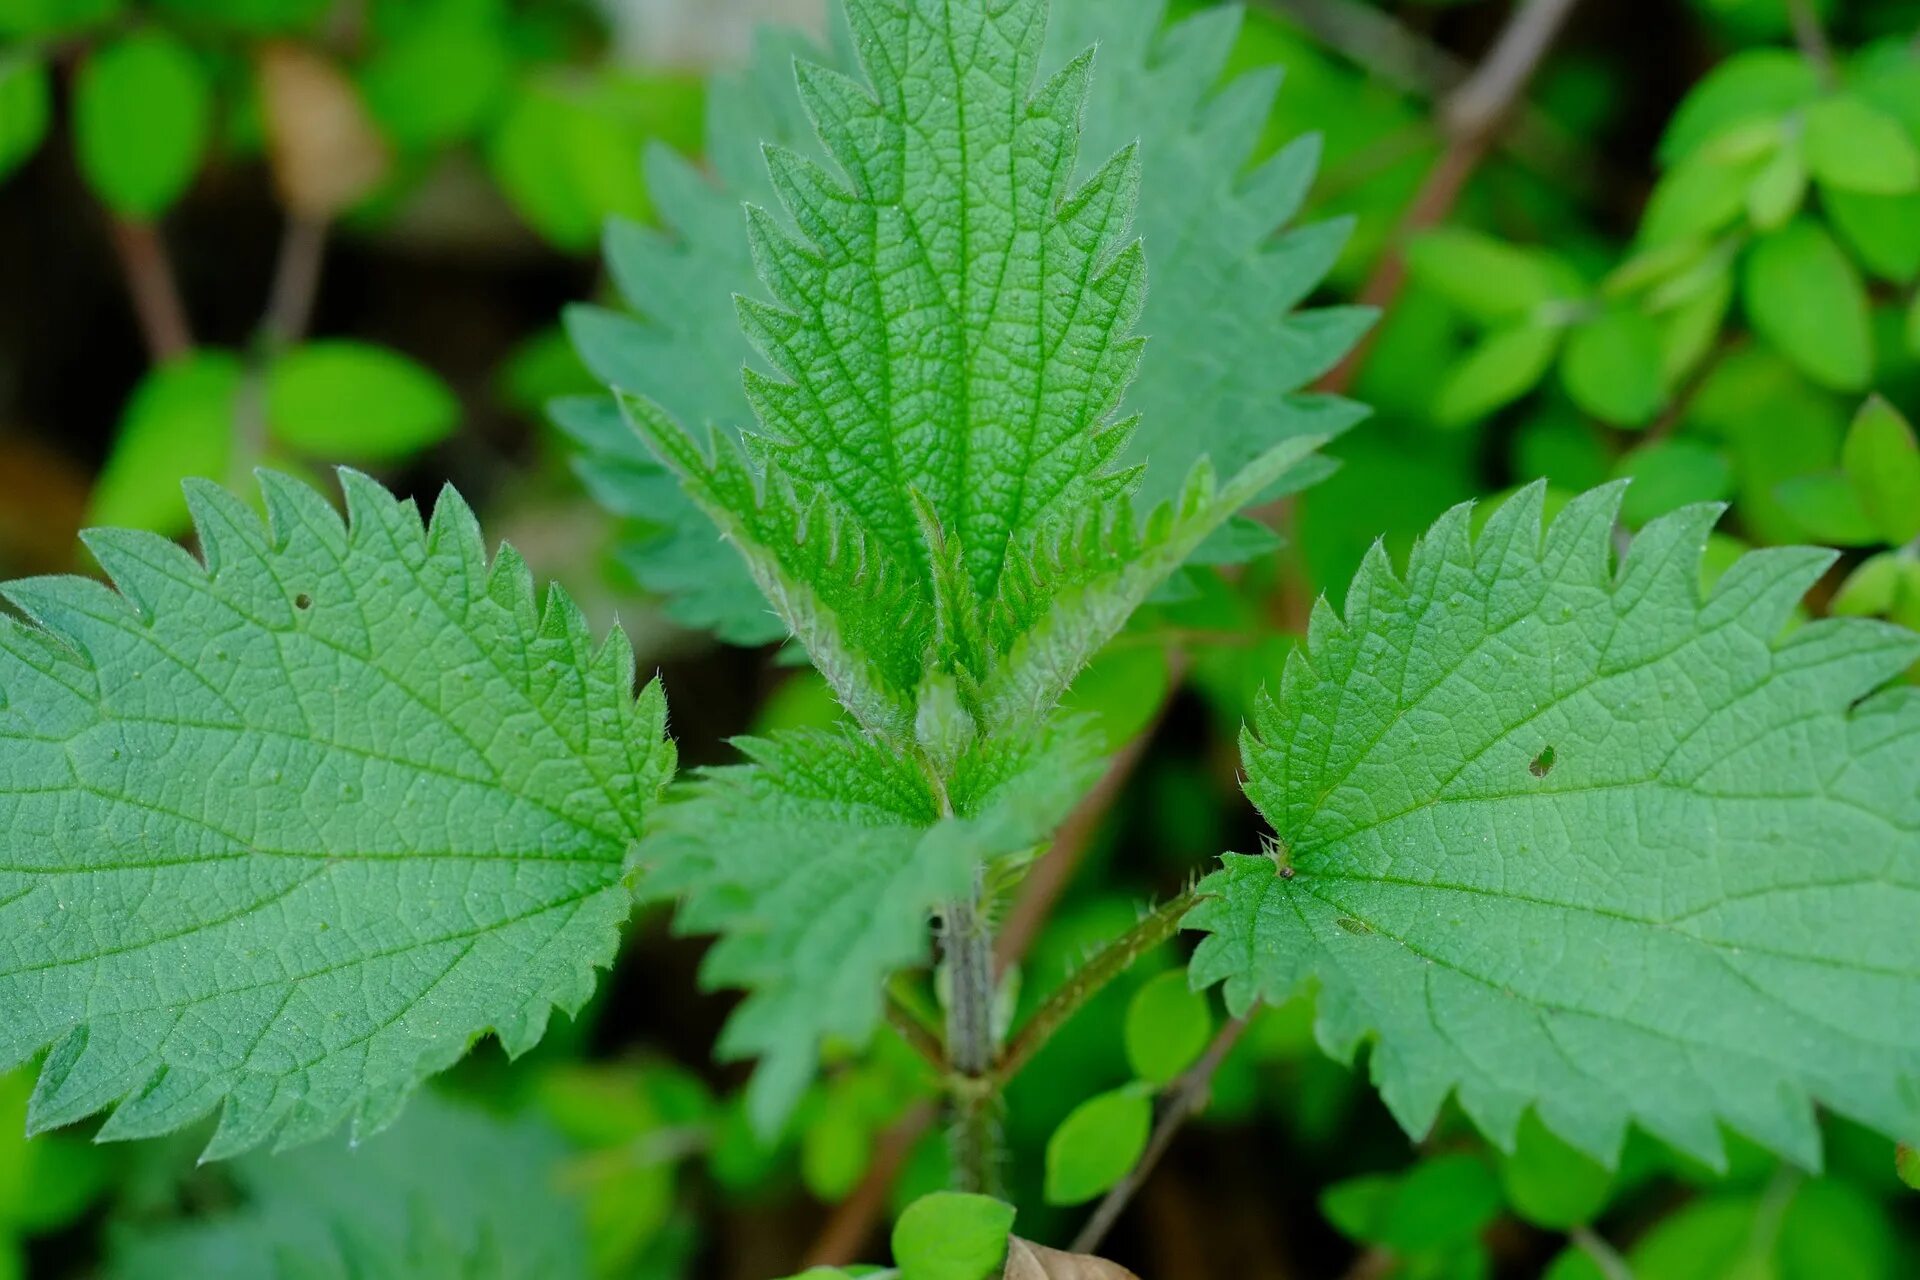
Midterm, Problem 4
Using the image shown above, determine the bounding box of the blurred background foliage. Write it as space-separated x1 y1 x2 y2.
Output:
2 0 1920 1276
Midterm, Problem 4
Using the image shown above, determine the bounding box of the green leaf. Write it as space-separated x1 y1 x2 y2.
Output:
75 30 212 219
1773 471 1881 546
87 350 241 536
1561 307 1666 427
360 9 511 149
1613 438 1733 527
0 54 50 183
1629 1181 1895 1280
1044 1084 1152 1205
1841 396 1920 546
1823 189 1920 283
485 75 667 252
266 340 458 461
1743 140 1805 229
1406 228 1563 324
1 471 674 1157
1832 552 1903 618
891 1192 1015 1280
0 0 121 38
1436 324 1560 427
639 725 1099 1131
1322 1154 1503 1253
1188 483 1920 1168
1498 1112 1612 1229
620 0 1329 738
567 0 1363 645
0 1066 110 1235
1744 219 1874 391
1123 970 1213 1086
110 1092 590 1279
1804 95 1920 194
1659 50 1819 164
1898 1143 1920 1190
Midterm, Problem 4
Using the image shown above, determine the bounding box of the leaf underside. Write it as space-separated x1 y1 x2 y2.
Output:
111 1092 588 1280
563 0 1367 647
0 471 673 1158
1188 483 1920 1170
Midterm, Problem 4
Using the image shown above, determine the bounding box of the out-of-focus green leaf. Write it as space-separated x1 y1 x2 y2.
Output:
87 350 241 536
1614 438 1733 526
891 1192 1014 1280
1436 324 1560 427
1060 642 1170 753
361 9 511 148
1514 412 1611 493
1774 471 1881 545
1825 189 1920 283
487 71 701 252
75 30 212 218
1778 1178 1895 1280
1898 1143 1920 1190
1831 551 1903 617
1842 396 1920 545
1744 139 1805 228
1123 970 1212 1087
0 1066 110 1237
0 0 120 38
1805 95 1920 194
0 54 50 182
1561 307 1666 426
1657 269 1733 382
1405 228 1563 324
151 0 328 30
1643 149 1764 243
1044 1085 1152 1206
1498 1113 1613 1229
1744 219 1874 390
265 340 458 460
1323 1154 1502 1253
1542 1248 1609 1280
1687 347 1847 544
1659 49 1818 163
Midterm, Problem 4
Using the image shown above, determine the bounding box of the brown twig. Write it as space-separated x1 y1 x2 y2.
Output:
233 214 331 482
1320 0 1585 395
1069 1015 1253 1253
1255 0 1591 196
106 219 193 363
801 1100 939 1268
884 987 946 1074
1786 0 1835 85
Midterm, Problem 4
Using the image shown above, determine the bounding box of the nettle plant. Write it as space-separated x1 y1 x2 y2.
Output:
4 0 1920 1272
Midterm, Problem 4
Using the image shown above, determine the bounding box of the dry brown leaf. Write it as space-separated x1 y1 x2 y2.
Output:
1003 1237 1140 1280
255 42 388 219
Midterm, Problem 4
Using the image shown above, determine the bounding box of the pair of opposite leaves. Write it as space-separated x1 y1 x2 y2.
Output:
0 0 1915 1191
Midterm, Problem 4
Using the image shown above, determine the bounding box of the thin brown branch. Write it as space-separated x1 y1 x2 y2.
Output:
1069 1015 1252 1254
1787 0 1836 85
801 1101 938 1268
884 987 946 1074
1255 0 1591 194
1570 1225 1634 1280
233 213 331 482
106 219 193 363
1320 0 1585 395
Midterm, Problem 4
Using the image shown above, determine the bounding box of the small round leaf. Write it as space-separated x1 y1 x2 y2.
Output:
1043 1086 1152 1206
75 30 212 218
1123 971 1212 1086
265 341 458 461
891 1191 1015 1280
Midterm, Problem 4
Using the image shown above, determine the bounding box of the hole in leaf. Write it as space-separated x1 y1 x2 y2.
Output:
294 593 313 611
1529 746 1556 778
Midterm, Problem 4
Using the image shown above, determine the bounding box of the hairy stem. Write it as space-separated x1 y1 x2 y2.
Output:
996 887 1199 1087
1070 1014 1252 1253
943 869 999 1193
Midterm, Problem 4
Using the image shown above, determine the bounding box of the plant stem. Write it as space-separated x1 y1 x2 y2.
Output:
942 869 999 1193
233 213 330 483
803 1100 939 1266
884 985 946 1074
1070 1014 1252 1253
106 218 193 363
1570 1225 1633 1280
995 887 1199 1087
1787 0 1836 85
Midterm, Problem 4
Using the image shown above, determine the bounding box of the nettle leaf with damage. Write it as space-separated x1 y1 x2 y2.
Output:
0 472 674 1157
616 0 1329 741
1187 483 1920 1170
564 0 1365 646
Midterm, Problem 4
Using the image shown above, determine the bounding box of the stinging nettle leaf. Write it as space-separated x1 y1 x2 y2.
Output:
619 0 1328 738
639 722 1101 1131
0 470 675 1158
566 0 1365 647
1187 481 1920 1170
